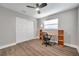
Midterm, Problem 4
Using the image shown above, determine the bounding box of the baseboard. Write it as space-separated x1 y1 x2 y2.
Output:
51 41 79 53
0 43 16 49
0 37 37 49
50 41 79 53
64 43 77 48
16 36 38 44
64 43 79 53
77 47 79 53
0 39 33 49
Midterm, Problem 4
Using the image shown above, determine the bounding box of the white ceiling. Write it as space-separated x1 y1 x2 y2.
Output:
0 3 79 18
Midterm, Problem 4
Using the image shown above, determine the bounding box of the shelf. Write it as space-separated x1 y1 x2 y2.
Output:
58 30 64 47
58 40 63 42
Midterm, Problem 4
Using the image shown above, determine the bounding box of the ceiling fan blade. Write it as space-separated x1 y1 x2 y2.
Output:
26 6 35 8
36 3 39 7
39 3 47 8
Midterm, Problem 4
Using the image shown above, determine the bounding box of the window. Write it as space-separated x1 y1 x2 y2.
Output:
44 18 58 29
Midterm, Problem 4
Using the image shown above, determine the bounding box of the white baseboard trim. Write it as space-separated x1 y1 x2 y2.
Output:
16 37 38 44
64 43 79 53
0 43 16 49
0 37 37 49
49 41 79 53
77 47 79 53
65 43 77 48
50 41 79 53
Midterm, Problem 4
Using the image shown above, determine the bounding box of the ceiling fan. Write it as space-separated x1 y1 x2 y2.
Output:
26 3 47 14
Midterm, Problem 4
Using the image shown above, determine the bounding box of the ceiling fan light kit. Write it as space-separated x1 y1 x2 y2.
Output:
26 3 47 14
35 8 40 11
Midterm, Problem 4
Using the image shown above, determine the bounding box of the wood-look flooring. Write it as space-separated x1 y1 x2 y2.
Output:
0 39 79 56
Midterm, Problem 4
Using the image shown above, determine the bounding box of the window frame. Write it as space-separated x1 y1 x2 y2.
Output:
43 18 58 30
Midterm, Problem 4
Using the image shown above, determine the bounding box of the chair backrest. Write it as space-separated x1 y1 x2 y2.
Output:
44 33 48 38
43 32 50 41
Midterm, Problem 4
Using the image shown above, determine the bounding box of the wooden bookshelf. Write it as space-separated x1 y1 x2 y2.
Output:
39 29 44 40
58 30 64 47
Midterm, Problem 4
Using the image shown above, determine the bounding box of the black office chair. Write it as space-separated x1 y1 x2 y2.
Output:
43 32 52 47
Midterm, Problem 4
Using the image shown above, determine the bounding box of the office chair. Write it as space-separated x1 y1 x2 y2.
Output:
43 32 52 47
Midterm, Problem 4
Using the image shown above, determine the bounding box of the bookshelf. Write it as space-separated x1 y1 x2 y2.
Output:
58 30 64 47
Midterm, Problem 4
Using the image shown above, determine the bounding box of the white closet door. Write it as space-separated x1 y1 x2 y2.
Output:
16 17 34 43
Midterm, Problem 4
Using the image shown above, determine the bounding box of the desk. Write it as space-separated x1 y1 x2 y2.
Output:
47 31 64 47
48 33 57 44
39 30 64 47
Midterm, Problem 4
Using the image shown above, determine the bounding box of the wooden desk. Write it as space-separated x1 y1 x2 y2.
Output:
39 30 64 47
46 31 64 47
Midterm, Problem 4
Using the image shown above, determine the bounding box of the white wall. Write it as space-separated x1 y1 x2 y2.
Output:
39 8 78 46
78 7 79 50
0 5 37 48
0 6 16 47
16 17 35 43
